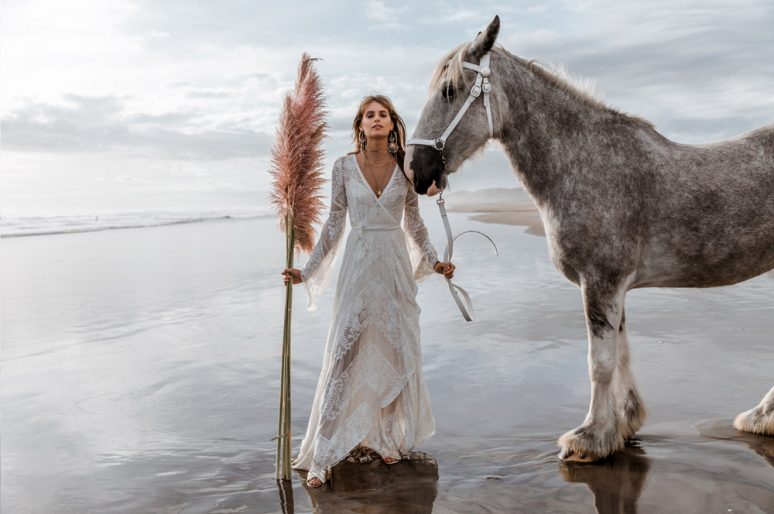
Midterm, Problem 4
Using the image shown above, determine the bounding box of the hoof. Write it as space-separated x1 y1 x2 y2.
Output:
559 448 596 462
558 425 625 463
734 407 774 436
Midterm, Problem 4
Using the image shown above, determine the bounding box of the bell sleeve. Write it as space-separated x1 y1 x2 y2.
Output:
300 157 348 311
402 184 439 282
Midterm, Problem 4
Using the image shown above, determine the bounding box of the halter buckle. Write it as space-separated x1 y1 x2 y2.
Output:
471 85 481 97
482 80 491 93
434 139 445 151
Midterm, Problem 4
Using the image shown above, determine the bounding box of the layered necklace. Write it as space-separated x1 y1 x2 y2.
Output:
362 150 396 198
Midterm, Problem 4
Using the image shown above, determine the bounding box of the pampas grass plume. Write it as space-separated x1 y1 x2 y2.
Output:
269 53 327 252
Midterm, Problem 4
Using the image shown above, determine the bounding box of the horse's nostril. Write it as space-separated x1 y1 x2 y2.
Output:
427 181 442 196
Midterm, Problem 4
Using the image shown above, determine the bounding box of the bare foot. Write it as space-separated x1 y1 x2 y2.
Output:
383 457 399 465
306 476 323 488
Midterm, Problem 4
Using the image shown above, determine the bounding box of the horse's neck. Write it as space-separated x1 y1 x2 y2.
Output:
498 61 626 209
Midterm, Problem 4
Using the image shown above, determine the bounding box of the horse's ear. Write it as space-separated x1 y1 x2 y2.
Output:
470 15 500 59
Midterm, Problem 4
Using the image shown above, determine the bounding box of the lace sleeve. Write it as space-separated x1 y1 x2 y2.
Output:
403 184 439 282
300 157 348 310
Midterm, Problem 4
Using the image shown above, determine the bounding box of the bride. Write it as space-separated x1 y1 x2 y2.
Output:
282 94 454 488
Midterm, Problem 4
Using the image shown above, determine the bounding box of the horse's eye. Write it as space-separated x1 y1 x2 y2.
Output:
441 82 455 100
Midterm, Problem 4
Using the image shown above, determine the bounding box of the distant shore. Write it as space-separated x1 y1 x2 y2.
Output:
444 188 545 236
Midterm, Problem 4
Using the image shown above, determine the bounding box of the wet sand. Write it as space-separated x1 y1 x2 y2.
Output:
2 213 773 513
445 188 545 236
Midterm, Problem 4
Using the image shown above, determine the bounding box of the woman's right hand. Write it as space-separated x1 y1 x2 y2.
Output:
282 268 302 286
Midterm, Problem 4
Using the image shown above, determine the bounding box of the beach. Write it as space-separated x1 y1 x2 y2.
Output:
2 206 773 513
444 188 545 236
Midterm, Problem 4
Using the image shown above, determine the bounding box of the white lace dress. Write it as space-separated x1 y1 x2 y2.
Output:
292 153 439 483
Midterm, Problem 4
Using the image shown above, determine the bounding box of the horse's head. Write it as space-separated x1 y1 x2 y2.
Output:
405 15 501 196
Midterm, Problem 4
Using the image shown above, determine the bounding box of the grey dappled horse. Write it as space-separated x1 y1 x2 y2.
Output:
404 15 774 462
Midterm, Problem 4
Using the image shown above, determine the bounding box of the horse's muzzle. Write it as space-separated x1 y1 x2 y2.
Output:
404 146 443 197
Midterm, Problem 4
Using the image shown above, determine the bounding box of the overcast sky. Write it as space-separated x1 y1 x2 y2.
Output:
2 0 773 215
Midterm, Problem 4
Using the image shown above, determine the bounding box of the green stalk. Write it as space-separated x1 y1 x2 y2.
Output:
276 214 295 481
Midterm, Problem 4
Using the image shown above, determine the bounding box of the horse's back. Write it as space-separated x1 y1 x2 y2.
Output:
635 125 774 288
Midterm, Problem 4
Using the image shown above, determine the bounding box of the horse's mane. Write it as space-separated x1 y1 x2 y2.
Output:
428 41 476 93
428 44 654 129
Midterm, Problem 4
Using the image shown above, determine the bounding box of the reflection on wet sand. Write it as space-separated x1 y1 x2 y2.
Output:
697 419 774 468
5 217 773 512
277 478 295 514
560 443 650 514
299 454 438 514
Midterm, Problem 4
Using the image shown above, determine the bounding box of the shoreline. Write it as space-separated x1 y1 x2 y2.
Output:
444 188 545 236
465 209 545 236
0 213 270 239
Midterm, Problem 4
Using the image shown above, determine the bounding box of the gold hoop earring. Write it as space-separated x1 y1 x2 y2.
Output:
387 130 399 154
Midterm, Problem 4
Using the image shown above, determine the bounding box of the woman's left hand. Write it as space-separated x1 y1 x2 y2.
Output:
433 261 455 279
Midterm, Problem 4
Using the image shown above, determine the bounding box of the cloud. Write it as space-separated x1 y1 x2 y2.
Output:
2 94 274 160
365 0 409 31
3 0 774 215
499 0 774 141
366 0 408 22
440 10 483 23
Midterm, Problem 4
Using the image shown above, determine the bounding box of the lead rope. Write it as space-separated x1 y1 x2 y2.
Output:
436 191 498 321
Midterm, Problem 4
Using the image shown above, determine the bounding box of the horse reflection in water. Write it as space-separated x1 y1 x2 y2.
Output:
561 443 650 514
697 419 774 468
293 452 438 514
560 427 774 514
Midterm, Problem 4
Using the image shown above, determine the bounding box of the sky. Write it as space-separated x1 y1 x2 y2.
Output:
2 0 773 216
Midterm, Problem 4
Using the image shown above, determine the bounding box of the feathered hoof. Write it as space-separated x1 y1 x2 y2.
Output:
558 424 626 462
733 407 774 436
559 448 597 463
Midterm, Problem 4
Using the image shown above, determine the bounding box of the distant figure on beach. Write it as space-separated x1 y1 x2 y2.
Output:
282 94 455 488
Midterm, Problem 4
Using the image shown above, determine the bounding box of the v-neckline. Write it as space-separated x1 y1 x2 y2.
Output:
352 153 397 202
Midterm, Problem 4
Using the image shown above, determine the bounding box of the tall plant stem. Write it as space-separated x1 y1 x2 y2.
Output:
276 213 295 481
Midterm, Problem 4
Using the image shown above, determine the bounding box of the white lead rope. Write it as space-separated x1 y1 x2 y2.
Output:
436 192 498 321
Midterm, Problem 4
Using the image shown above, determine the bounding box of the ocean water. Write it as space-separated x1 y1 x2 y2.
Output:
1 213 773 513
0 208 271 237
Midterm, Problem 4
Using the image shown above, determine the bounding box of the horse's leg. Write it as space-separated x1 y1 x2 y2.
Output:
734 386 774 436
559 280 628 462
616 309 647 440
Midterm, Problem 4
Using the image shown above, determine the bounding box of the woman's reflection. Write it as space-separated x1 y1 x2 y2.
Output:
301 451 438 514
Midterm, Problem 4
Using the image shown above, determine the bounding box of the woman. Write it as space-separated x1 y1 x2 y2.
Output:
282 95 454 488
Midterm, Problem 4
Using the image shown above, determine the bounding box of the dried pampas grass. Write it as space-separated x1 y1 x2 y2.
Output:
269 54 327 482
269 53 328 253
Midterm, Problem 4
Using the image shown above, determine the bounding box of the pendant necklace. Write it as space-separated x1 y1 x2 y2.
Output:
364 151 394 198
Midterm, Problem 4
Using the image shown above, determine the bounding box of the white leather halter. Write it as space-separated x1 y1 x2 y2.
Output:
407 52 493 151
406 51 498 322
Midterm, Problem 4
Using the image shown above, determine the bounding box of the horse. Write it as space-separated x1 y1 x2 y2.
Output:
404 15 774 462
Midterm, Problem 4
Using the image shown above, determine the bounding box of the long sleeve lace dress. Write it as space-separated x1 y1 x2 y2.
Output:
292 153 439 484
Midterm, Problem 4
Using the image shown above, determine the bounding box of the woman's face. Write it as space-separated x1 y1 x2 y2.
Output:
360 101 394 141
